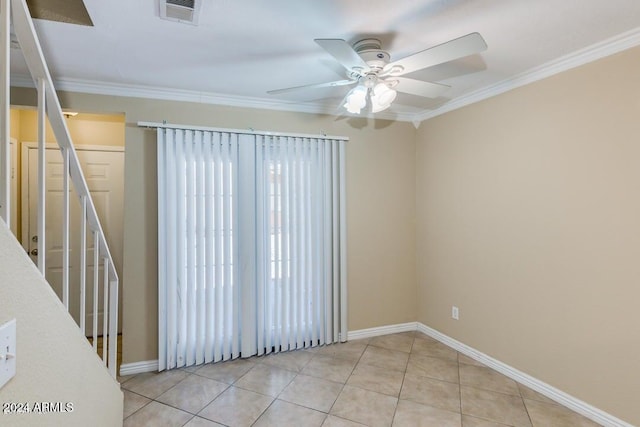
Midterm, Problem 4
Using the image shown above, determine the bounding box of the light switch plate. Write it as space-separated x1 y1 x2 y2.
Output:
0 319 16 389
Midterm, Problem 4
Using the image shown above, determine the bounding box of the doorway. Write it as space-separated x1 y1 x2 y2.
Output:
21 143 124 334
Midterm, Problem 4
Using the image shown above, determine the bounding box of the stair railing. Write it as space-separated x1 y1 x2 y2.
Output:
0 0 119 379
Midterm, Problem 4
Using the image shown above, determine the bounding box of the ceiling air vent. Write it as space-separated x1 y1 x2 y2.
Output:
159 0 201 25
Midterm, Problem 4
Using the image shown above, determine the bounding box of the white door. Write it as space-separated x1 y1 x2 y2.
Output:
25 146 124 334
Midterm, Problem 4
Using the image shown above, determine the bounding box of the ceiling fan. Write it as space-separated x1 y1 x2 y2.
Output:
268 33 487 114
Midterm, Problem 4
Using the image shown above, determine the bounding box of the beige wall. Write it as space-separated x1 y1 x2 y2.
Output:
11 88 419 365
416 46 640 425
10 109 20 140
14 109 125 147
0 219 123 427
7 108 124 262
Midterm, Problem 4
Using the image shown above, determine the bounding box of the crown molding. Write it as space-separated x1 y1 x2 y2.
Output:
11 26 640 125
416 26 640 122
9 74 418 122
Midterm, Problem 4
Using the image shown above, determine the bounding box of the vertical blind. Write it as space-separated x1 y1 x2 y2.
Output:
157 126 347 370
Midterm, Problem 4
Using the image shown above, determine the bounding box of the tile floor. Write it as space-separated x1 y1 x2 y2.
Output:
120 332 602 427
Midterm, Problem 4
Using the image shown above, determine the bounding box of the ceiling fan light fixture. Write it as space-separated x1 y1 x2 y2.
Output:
370 83 397 113
344 85 368 114
272 33 487 115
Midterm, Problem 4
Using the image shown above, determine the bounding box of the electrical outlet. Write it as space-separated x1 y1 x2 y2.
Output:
0 319 17 389
452 306 459 320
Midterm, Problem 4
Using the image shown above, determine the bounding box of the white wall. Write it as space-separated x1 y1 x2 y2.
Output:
0 219 122 427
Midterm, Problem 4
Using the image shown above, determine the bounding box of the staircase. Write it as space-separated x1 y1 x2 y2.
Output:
0 0 119 379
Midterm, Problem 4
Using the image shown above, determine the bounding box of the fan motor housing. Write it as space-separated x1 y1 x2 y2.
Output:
353 38 390 72
359 50 390 71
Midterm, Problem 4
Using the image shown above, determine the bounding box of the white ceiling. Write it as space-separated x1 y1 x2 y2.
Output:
9 0 640 122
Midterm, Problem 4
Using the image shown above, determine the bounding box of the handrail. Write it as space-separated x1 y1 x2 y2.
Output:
1 0 119 378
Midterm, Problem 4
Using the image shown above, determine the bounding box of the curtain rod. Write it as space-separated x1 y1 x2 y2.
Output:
137 121 349 141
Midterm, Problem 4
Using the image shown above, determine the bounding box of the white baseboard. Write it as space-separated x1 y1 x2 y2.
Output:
119 359 158 377
118 322 630 426
347 322 418 341
416 323 632 427
117 321 418 376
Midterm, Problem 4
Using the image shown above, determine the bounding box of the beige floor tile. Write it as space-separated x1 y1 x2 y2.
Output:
322 415 368 426
194 358 255 384
462 415 512 426
392 399 461 427
400 373 460 412
123 390 151 419
349 337 372 345
369 333 414 353
304 343 323 352
524 399 602 427
394 331 419 338
458 354 486 367
198 386 273 427
411 337 458 360
413 332 440 342
156 374 228 414
122 370 190 399
359 346 410 372
517 383 557 405
314 341 368 361
260 349 314 372
116 338 599 427
302 354 358 383
347 363 404 396
123 401 193 427
406 353 459 383
459 364 520 396
331 385 398 427
119 374 136 384
184 417 226 427
233 363 296 397
461 386 532 427
279 374 344 412
253 399 327 427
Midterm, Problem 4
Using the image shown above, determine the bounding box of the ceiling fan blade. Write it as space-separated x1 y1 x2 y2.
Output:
267 79 356 95
394 77 450 98
314 39 371 73
385 32 487 76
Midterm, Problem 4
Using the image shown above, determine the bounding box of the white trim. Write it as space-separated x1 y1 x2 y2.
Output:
121 323 418 374
138 121 349 142
0 0 9 227
416 323 633 427
22 142 124 152
347 322 417 341
119 360 159 376
417 26 640 122
9 137 17 236
12 26 640 125
20 142 29 252
11 74 415 123
118 320 633 426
